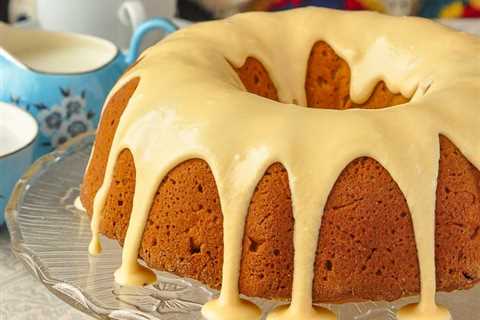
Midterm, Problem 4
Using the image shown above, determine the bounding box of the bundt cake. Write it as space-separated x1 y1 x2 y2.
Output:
80 8 480 320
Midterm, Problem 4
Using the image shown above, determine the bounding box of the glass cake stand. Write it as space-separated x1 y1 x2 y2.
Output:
5 132 480 320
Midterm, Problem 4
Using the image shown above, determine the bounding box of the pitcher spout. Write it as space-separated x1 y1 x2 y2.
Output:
0 22 29 69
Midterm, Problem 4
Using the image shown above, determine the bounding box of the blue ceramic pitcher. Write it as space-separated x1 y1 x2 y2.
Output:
0 18 177 158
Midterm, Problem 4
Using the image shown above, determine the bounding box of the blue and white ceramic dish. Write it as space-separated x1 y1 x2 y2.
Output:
0 18 177 158
0 102 38 224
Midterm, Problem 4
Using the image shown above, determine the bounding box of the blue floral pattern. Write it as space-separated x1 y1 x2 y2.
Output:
12 87 95 148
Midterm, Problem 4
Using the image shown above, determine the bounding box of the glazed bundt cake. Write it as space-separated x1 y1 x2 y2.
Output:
80 8 480 320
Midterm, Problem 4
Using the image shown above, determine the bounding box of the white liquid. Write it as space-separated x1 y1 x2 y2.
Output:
15 46 116 74
0 103 38 157
0 125 25 156
74 196 86 211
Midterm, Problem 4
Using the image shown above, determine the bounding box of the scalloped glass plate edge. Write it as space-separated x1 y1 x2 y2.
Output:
4 132 114 319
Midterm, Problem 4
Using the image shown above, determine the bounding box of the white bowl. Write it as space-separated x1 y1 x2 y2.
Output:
0 102 38 224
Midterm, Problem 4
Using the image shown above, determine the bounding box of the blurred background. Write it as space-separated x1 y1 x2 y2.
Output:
2 0 480 26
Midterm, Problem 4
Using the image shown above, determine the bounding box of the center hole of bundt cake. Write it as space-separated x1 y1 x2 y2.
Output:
234 41 410 109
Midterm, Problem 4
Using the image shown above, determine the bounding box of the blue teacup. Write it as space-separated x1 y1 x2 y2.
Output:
0 18 177 159
0 102 38 224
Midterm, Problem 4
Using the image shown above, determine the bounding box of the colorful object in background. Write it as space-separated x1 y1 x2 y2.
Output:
466 0 480 16
421 0 480 18
246 0 333 12
253 0 419 15
0 18 177 158
346 0 420 15
268 0 344 10
249 0 480 17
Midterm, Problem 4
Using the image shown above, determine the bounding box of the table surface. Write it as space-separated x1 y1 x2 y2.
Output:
0 225 91 320
0 18 479 320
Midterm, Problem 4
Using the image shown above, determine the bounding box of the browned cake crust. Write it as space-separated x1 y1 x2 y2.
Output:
80 41 480 302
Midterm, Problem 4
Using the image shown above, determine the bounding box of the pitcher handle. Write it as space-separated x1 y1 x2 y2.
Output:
118 0 147 30
125 18 178 65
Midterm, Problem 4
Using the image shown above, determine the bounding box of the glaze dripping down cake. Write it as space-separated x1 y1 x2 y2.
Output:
80 8 480 320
